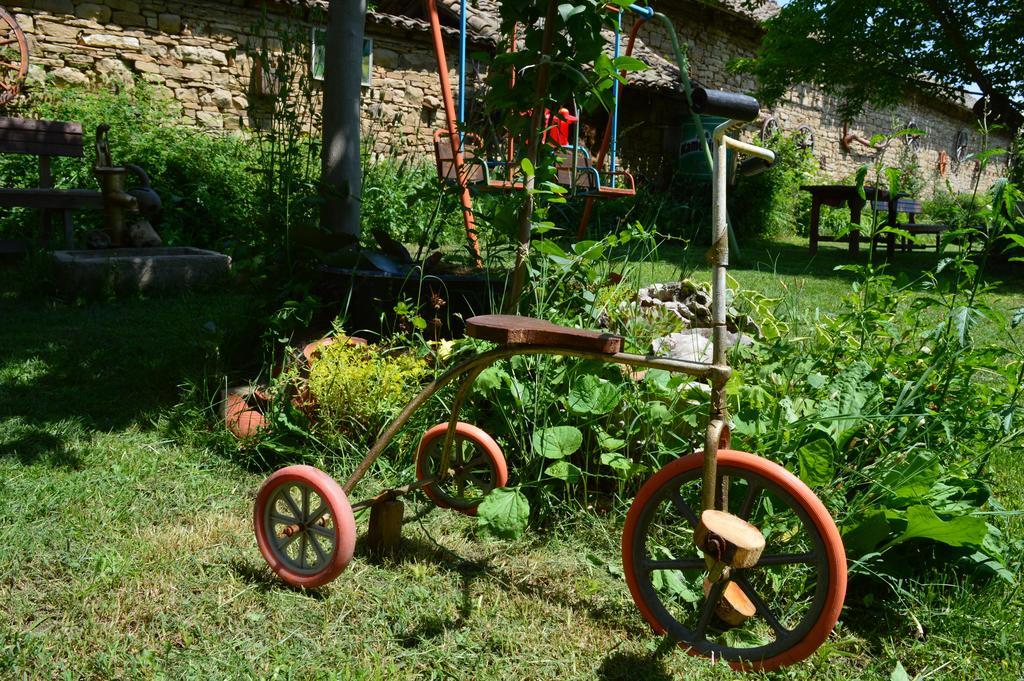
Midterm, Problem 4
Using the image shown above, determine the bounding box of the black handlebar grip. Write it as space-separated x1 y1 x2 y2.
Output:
691 88 760 122
738 157 773 177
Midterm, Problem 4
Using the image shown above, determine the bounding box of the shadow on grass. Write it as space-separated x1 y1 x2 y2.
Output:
596 637 678 680
0 265 261 460
228 557 330 600
357 528 650 641
0 425 81 468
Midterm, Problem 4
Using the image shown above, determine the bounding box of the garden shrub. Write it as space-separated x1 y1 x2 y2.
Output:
360 149 466 255
307 341 427 443
728 258 1021 584
0 82 259 249
923 190 986 230
456 206 1021 589
731 130 819 238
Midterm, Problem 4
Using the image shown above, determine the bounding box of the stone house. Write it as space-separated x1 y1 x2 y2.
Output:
4 0 1011 196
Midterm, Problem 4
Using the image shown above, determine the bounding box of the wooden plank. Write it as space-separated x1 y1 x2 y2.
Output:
0 126 84 148
0 139 84 157
905 223 947 234
0 117 83 135
0 188 104 209
39 155 52 189
466 314 624 353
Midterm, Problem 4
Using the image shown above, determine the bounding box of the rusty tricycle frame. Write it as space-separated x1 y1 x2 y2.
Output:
253 117 848 672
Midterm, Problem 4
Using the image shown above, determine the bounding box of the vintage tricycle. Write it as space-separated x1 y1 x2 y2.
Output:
251 93 847 672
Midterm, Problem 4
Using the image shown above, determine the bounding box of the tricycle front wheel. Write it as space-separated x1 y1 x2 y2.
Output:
622 450 847 671
254 465 356 589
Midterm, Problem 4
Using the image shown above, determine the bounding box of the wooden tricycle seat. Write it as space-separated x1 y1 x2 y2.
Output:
466 314 624 354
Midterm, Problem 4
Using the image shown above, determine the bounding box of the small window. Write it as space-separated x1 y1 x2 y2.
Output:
312 28 372 87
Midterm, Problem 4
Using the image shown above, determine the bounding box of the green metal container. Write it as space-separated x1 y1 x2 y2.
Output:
677 115 732 179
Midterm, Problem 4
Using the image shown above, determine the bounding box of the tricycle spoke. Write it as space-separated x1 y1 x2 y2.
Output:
670 488 700 528
270 512 296 525
734 574 789 637
464 454 487 470
307 501 328 526
755 551 816 567
307 524 335 541
297 533 308 570
301 486 310 522
308 533 328 565
737 483 761 520
694 580 725 640
643 557 705 571
280 488 302 520
277 529 300 551
468 472 490 491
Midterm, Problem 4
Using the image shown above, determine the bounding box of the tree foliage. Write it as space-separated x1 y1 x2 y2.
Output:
734 0 1023 129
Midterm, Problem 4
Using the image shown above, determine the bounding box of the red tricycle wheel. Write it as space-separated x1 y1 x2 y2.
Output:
253 465 356 588
622 450 847 671
416 422 508 515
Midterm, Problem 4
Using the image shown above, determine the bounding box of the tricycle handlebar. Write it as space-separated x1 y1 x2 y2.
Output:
691 87 760 122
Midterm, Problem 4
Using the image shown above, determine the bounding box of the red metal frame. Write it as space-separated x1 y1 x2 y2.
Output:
425 0 482 267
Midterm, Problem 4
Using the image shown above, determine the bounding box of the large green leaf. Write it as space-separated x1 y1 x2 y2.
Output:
890 661 911 681
795 437 835 486
595 427 625 451
651 547 700 603
545 460 582 483
567 375 620 415
531 425 583 459
841 510 890 557
557 2 586 22
814 361 879 447
875 449 939 502
477 487 530 540
894 505 987 548
474 365 508 392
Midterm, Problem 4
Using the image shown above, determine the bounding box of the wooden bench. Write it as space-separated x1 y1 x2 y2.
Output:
870 198 946 252
0 117 104 252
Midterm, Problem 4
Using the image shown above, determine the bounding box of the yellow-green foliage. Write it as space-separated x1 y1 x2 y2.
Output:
307 342 426 440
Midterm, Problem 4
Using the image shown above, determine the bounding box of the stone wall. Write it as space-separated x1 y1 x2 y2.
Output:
6 0 458 155
6 0 1012 197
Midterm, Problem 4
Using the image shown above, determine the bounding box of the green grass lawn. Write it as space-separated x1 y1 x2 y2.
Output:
1 243 1022 679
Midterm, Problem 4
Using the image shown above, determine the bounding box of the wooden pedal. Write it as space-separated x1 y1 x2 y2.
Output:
703 579 757 626
694 509 765 569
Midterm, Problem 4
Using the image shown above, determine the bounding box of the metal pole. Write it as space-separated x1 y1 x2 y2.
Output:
701 120 733 513
576 18 645 239
609 11 622 187
458 0 466 125
424 0 482 267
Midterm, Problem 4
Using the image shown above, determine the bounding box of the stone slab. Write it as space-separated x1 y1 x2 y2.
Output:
52 247 230 296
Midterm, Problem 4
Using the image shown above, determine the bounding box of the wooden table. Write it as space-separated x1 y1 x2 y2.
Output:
802 184 905 256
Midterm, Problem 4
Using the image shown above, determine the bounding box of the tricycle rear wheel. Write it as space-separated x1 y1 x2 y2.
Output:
416 422 507 515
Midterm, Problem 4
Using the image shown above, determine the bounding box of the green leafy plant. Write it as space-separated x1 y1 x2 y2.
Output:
0 82 258 249
731 130 819 238
307 341 427 444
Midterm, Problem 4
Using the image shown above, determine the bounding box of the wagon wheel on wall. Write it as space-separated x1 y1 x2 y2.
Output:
0 6 28 106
